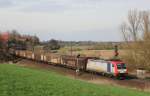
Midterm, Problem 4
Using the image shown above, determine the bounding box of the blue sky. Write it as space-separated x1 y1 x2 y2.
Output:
0 0 149 41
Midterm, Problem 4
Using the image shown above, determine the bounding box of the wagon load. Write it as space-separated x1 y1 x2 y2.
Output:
19 50 26 57
50 54 61 64
34 52 42 61
40 53 50 62
26 51 34 59
61 55 77 68
15 50 20 56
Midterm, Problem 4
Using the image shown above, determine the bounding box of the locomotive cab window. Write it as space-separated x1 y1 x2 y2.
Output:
117 63 126 69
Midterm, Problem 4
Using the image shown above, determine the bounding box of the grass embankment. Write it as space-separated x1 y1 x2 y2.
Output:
0 64 149 96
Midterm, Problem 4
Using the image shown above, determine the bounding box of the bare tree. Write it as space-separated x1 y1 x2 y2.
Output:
128 10 142 41
142 11 150 40
121 9 142 42
120 9 150 70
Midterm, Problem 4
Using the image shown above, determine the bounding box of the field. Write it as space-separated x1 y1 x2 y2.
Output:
0 64 149 96
59 47 126 59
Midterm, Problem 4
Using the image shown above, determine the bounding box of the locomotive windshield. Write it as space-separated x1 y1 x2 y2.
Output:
117 63 126 69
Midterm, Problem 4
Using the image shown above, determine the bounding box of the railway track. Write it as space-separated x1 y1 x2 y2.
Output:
15 58 150 91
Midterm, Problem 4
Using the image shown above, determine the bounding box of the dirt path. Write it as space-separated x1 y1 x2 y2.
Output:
16 59 150 92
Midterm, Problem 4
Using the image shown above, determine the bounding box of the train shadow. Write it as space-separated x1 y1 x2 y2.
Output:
122 75 137 80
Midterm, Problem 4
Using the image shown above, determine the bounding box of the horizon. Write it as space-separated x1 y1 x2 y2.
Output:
0 0 149 41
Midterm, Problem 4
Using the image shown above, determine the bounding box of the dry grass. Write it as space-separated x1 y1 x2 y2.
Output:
60 49 126 59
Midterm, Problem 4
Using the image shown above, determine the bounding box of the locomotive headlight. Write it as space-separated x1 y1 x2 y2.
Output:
118 69 126 73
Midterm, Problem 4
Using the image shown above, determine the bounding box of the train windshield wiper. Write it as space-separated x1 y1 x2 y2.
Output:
117 63 126 69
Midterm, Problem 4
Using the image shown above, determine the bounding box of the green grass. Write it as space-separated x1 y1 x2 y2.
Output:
0 64 149 96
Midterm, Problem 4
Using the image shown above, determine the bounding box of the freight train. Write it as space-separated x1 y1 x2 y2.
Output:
0 32 128 78
13 49 128 77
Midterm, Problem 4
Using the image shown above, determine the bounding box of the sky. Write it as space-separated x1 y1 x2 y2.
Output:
0 0 149 41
